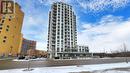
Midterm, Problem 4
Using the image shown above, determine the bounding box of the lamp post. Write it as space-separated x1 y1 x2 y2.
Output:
23 57 33 71
123 43 128 63
9 46 13 57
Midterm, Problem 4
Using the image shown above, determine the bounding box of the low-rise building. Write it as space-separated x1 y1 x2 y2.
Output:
27 49 47 58
20 38 36 55
77 45 89 53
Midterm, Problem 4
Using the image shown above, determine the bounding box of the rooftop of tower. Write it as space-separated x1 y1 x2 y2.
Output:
50 2 73 12
52 2 72 7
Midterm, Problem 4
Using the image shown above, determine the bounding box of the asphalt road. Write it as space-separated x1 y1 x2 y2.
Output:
0 57 130 70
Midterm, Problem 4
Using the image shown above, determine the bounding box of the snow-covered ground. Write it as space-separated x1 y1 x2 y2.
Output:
94 70 130 73
0 62 130 73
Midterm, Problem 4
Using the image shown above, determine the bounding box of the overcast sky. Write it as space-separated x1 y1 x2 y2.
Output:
16 0 130 53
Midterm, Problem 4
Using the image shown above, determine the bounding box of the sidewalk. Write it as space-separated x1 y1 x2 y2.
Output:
0 57 14 61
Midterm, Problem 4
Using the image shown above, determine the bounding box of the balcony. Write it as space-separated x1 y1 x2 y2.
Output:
52 29 56 33
53 13 57 16
53 10 57 14
52 37 56 40
52 33 56 36
52 19 56 22
53 5 57 10
52 24 56 27
52 15 57 19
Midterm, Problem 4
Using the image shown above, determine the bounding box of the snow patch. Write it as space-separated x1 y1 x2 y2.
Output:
0 62 130 73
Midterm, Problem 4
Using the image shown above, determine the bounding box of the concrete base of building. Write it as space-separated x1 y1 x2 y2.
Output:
49 52 91 59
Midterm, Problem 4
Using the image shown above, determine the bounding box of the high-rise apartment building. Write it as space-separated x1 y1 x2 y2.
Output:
47 2 77 58
0 3 24 57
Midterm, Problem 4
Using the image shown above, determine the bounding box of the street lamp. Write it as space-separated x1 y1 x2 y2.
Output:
123 43 128 63
9 46 13 57
23 58 34 71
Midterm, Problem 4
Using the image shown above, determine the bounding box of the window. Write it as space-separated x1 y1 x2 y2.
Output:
6 29 9 31
10 46 13 49
7 25 9 28
9 16 12 21
6 25 9 31
61 48 63 52
3 40 6 43
57 40 59 42
0 24 3 26
2 15 5 19
57 48 59 52
57 36 59 38
4 36 7 39
2 20 4 23
9 19 11 21
79 49 81 52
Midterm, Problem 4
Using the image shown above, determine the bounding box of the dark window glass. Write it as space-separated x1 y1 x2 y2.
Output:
57 48 59 52
6 29 9 31
3 40 6 43
4 36 7 39
9 19 11 21
2 20 4 23
0 24 3 26
7 25 9 28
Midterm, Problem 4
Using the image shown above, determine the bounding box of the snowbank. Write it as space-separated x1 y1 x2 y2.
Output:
0 62 130 73
95 70 130 73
